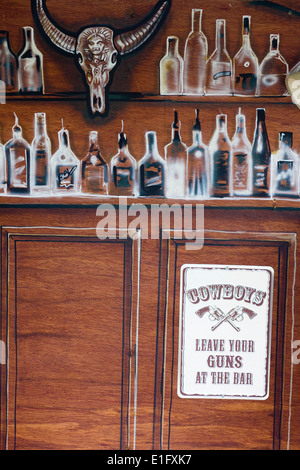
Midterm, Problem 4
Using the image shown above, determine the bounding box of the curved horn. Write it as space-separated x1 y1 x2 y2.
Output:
114 0 171 55
32 0 76 54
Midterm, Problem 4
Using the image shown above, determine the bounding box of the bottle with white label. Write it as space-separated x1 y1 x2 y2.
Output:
50 122 79 194
5 113 30 193
18 26 44 93
31 112 51 192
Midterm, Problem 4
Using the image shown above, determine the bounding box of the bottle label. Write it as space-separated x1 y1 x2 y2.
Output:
84 165 106 192
114 167 133 188
143 162 163 188
253 165 268 188
34 149 48 185
276 160 294 191
9 148 27 187
56 165 77 190
235 73 257 93
19 57 43 92
233 153 248 189
213 150 229 187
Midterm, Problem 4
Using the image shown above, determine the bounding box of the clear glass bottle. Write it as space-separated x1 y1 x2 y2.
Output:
183 9 208 95
31 112 51 192
139 131 165 197
110 122 137 196
187 109 209 198
5 113 30 193
0 30 18 92
164 110 187 198
257 34 288 96
233 16 258 96
271 132 299 198
205 19 232 95
50 123 79 194
252 108 271 197
231 108 252 196
209 114 232 197
81 131 108 195
18 26 44 93
159 36 183 95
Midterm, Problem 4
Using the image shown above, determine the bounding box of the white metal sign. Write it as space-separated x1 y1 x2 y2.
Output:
178 264 274 400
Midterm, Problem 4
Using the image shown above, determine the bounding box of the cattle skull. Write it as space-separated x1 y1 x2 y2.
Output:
33 0 171 116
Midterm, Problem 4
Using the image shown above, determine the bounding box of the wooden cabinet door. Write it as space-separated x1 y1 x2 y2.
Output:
154 229 295 450
0 226 140 450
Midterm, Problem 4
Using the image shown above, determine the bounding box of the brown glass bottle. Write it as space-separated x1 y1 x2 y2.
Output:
252 108 271 197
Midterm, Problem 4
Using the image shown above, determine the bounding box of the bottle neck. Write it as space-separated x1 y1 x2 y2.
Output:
191 9 202 33
216 115 227 134
34 114 47 138
0 31 9 50
167 37 179 56
235 112 246 135
216 20 226 51
23 27 34 50
146 132 158 156
270 34 279 52
59 129 70 149
192 129 203 146
89 131 99 150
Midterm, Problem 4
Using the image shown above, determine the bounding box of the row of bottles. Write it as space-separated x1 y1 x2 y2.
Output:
0 109 299 199
160 10 289 97
0 27 44 93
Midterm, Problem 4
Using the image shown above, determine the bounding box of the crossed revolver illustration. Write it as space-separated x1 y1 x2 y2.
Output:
196 305 257 332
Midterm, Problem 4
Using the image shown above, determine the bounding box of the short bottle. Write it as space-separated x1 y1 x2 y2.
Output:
271 132 299 198
233 16 258 96
0 30 18 92
159 36 183 95
139 131 165 197
81 131 108 195
110 122 137 196
5 113 31 193
231 108 252 196
31 112 51 192
164 110 188 198
183 9 208 95
252 108 271 197
18 26 44 93
209 114 232 197
50 123 79 193
187 109 209 198
257 34 288 96
205 19 232 95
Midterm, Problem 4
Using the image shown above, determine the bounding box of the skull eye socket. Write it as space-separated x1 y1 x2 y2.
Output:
111 51 117 64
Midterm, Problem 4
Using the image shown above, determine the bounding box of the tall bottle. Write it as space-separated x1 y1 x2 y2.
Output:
271 132 299 198
205 19 232 95
50 123 80 193
209 114 232 197
257 34 288 96
231 108 252 196
252 108 271 197
18 26 44 93
139 131 165 197
5 113 30 193
164 110 188 198
187 109 209 198
31 112 51 192
110 122 137 196
0 30 18 92
233 16 258 96
183 9 208 95
159 36 183 95
81 131 108 195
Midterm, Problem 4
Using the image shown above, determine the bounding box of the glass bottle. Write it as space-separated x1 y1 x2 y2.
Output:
50 122 79 194
252 108 271 197
205 19 232 95
209 114 232 197
233 16 258 96
183 9 208 95
257 34 288 96
31 112 51 192
81 131 108 195
5 113 30 193
18 26 44 93
0 30 18 92
139 131 165 197
110 122 137 196
164 110 187 198
271 132 299 198
231 108 252 196
187 109 209 198
159 36 183 95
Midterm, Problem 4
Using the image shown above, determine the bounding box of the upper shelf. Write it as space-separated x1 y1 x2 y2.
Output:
4 92 293 105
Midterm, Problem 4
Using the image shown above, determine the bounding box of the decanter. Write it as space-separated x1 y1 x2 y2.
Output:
18 26 44 93
187 109 209 198
110 122 137 196
183 9 208 95
231 108 252 196
233 16 258 96
0 30 18 92
209 113 232 197
81 131 108 195
31 112 51 192
139 131 165 196
205 19 232 95
257 34 288 96
271 132 299 198
159 36 183 95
